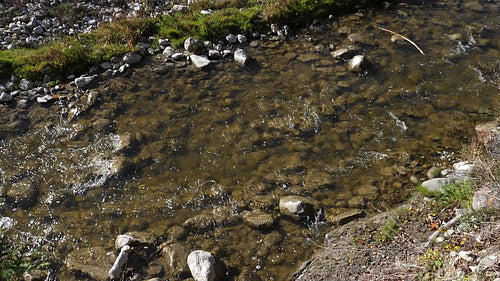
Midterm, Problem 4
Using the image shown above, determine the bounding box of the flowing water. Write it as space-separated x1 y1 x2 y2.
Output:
0 1 499 280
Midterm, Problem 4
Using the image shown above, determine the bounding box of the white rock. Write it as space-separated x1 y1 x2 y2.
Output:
237 34 247 43
458 251 474 262
0 92 12 102
171 4 188 12
347 55 369 73
226 34 237 44
200 10 211 15
163 46 175 57
122 52 142 65
74 75 96 89
453 161 474 176
270 24 279 34
190 55 211 69
159 38 170 47
108 245 131 279
0 217 15 229
187 250 216 281
115 234 137 250
184 37 203 54
234 49 249 66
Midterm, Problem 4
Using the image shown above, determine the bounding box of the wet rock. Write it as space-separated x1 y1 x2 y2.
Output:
279 196 316 219
123 52 142 65
226 34 237 44
36 95 54 103
187 250 225 281
347 55 369 73
234 49 249 66
420 178 451 193
167 225 186 241
161 243 190 278
183 213 215 232
109 156 133 176
249 41 259 48
238 267 262 281
67 247 114 281
347 196 365 208
348 33 366 44
331 46 360 60
325 208 365 225
2 178 38 209
464 1 484 12
190 55 211 69
297 53 320 63
242 210 274 229
184 37 204 54
75 75 97 89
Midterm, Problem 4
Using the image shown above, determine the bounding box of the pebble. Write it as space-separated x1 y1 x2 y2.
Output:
237 34 247 43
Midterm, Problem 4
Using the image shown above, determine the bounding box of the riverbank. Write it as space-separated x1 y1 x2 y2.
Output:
292 121 500 280
0 0 380 82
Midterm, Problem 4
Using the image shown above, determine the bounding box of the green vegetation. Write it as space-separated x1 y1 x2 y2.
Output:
0 18 156 80
0 0 377 80
416 180 474 209
0 230 49 281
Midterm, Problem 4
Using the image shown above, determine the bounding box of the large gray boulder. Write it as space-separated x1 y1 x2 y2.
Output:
75 75 97 89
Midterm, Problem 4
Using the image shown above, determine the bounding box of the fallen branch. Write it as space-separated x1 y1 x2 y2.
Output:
378 26 425 56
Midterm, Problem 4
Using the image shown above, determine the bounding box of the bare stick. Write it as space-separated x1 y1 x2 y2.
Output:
378 26 425 56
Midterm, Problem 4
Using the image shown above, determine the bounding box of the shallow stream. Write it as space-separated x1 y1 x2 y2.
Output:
0 1 499 280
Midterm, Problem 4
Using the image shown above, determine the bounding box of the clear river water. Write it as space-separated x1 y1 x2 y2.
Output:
0 0 498 280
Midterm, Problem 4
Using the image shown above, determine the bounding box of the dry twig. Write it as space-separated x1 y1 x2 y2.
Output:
378 26 425 56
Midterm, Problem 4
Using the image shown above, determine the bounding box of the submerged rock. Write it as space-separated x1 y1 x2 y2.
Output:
325 208 365 225
242 210 274 229
347 55 369 73
162 243 190 278
279 196 317 219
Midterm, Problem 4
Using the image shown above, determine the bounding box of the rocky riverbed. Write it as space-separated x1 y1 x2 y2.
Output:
0 0 499 281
